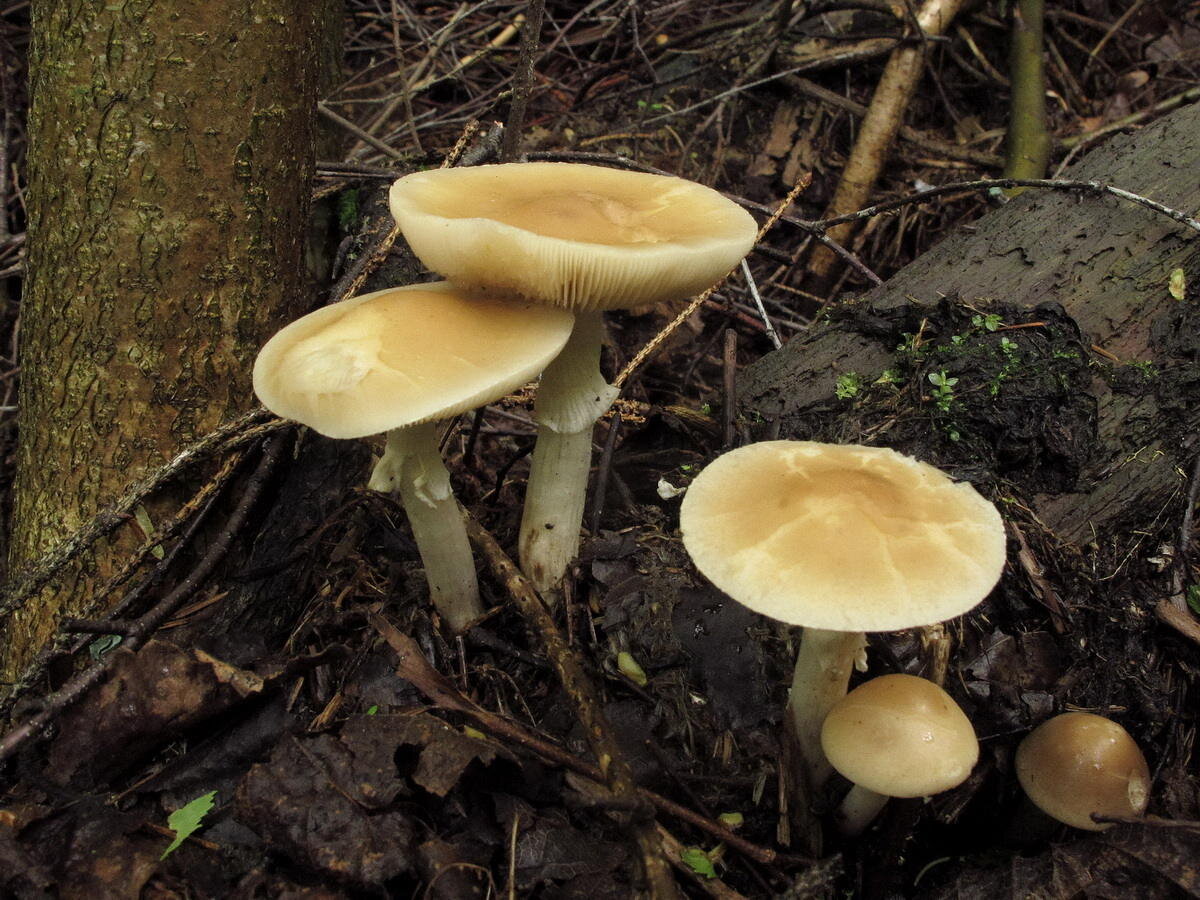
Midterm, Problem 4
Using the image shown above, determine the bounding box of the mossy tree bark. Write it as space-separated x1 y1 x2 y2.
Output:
3 0 339 682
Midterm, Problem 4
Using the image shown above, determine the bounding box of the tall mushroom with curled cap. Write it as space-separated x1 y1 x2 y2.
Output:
679 441 1006 794
389 162 757 594
253 282 574 632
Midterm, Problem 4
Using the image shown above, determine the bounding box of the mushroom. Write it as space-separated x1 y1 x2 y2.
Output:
389 162 757 594
1015 712 1150 831
252 282 574 632
821 673 979 834
678 441 1006 794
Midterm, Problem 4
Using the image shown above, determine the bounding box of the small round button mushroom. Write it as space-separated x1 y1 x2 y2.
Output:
821 674 979 834
1015 712 1150 831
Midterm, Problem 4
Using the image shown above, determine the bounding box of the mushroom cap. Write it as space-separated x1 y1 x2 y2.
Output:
252 282 574 439
678 441 1006 632
821 674 979 798
1015 712 1150 831
388 162 758 310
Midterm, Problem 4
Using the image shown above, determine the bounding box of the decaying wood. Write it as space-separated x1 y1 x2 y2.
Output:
744 100 1200 548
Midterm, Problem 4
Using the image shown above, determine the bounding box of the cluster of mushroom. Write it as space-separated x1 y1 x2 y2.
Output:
253 162 757 631
678 439 1153 837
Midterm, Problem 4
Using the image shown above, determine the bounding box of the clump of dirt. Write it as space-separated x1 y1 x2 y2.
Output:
745 295 1097 495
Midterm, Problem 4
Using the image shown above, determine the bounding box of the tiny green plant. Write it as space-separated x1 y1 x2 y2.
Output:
717 811 744 829
999 336 1018 355
875 368 904 386
680 847 718 879
928 370 958 412
897 332 921 356
160 790 217 861
834 371 862 400
1187 584 1200 616
971 312 1003 332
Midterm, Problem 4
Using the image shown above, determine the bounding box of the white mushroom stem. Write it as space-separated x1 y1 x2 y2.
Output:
519 310 619 594
368 420 482 632
787 628 867 790
833 784 890 836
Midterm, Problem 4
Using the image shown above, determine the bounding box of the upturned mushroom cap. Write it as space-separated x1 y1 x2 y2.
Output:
678 441 1006 632
252 282 574 439
388 162 758 310
1015 712 1150 831
821 674 979 798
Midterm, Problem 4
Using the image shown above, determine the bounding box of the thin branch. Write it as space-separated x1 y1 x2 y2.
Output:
0 437 285 763
368 611 809 869
461 513 680 898
812 177 1200 234
0 410 284 620
500 0 546 162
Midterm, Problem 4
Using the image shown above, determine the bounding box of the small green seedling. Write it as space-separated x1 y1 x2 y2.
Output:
717 811 744 829
1187 585 1200 616
680 847 717 879
927 371 958 412
999 336 1018 355
971 313 1003 332
875 368 903 386
834 372 862 400
160 790 217 860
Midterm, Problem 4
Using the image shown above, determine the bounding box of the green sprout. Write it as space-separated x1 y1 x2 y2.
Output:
834 372 862 400
971 313 1003 332
927 370 958 412
875 368 904 386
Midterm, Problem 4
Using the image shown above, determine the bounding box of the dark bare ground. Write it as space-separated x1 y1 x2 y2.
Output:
2 1 1200 897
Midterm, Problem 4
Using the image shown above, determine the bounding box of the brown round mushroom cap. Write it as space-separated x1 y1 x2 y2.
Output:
252 282 574 439
388 162 757 310
821 674 979 797
678 441 1006 631
1015 712 1150 831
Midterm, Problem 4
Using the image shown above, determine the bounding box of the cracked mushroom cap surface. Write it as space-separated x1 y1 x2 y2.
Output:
678 441 1006 631
821 674 979 797
252 282 574 439
388 162 758 310
1016 712 1151 831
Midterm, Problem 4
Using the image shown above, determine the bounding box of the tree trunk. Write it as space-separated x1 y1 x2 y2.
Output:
741 101 1200 547
3 0 338 682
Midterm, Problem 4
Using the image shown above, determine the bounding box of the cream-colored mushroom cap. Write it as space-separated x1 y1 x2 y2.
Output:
252 282 574 439
821 674 979 797
1016 712 1150 831
679 441 1006 631
388 162 758 310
